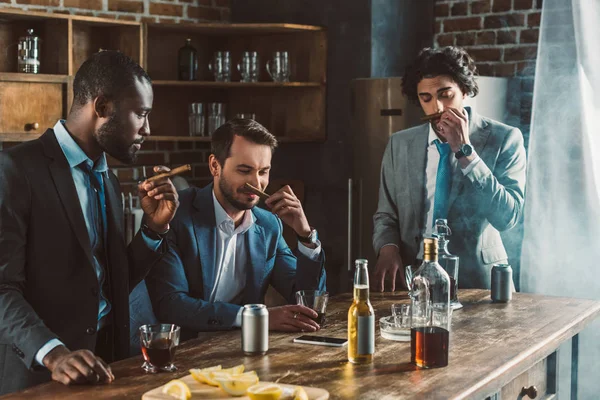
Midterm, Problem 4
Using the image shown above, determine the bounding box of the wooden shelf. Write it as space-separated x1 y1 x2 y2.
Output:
146 22 324 35
0 132 43 142
152 80 323 88
0 72 69 83
146 136 323 143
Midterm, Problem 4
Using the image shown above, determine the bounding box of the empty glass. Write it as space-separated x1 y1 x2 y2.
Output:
208 51 231 82
188 103 205 136
295 290 328 326
139 324 180 373
266 51 290 83
237 51 259 82
207 102 226 135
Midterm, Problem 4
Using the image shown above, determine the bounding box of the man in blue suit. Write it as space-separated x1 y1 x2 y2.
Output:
145 119 326 340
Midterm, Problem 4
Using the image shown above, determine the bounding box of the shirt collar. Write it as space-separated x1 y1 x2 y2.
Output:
427 108 470 146
212 190 255 235
53 120 108 173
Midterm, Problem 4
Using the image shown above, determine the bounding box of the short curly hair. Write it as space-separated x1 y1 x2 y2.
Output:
401 46 479 104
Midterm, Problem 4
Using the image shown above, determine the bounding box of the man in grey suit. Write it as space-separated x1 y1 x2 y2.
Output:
372 46 526 291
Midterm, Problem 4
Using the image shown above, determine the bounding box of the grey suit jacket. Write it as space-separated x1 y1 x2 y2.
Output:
373 108 526 288
0 130 166 395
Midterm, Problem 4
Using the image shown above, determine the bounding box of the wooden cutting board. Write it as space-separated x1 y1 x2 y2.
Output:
141 374 330 400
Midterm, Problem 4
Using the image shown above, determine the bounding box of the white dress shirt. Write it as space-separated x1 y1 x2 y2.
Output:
211 191 322 326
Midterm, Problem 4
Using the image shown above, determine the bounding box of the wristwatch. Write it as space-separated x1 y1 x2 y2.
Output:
297 227 318 245
455 143 474 159
141 223 169 240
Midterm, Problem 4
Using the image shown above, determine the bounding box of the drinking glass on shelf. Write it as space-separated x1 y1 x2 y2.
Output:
139 324 180 373
188 103 205 136
235 113 256 120
237 51 259 83
208 51 231 82
266 51 290 83
208 102 226 135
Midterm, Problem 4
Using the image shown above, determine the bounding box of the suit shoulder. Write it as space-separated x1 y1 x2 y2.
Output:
4 138 44 161
389 123 427 144
483 117 522 137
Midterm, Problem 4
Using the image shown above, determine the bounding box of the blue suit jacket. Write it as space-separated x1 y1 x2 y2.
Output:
145 184 326 339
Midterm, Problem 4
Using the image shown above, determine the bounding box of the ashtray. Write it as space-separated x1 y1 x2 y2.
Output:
379 316 410 342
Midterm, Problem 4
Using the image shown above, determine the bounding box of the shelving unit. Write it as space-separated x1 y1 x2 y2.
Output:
0 10 327 143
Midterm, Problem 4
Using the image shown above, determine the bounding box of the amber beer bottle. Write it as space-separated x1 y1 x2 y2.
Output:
410 237 451 368
348 259 375 364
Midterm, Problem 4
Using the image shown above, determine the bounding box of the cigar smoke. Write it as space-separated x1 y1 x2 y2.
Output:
520 0 600 397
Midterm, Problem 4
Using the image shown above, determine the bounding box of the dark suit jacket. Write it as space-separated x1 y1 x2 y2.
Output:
145 184 327 341
0 129 166 395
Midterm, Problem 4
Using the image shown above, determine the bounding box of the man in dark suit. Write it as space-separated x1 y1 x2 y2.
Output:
0 51 179 394
144 119 326 341
372 46 526 291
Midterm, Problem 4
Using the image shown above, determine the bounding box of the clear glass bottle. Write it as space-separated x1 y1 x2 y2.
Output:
434 219 462 310
348 259 374 364
410 237 451 368
178 38 197 81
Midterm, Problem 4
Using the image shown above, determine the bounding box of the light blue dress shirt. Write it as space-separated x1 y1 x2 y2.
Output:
35 120 162 366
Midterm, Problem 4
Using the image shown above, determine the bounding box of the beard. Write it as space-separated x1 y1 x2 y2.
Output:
219 174 259 211
94 112 141 164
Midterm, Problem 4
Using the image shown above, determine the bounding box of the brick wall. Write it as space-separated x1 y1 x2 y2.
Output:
0 0 230 23
434 0 542 144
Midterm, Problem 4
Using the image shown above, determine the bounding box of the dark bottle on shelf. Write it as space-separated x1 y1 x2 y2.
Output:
178 38 197 81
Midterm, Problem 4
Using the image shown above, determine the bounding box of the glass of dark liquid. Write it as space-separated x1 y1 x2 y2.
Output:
295 290 329 326
139 324 180 373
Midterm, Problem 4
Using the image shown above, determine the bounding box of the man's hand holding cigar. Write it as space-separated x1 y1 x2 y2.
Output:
138 166 181 233
245 183 317 249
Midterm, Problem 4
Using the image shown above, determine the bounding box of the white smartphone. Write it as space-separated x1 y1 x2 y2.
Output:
293 335 348 347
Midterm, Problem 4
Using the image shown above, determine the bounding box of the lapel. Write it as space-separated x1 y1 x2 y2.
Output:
407 126 429 231
104 172 127 278
41 130 95 270
243 219 266 305
192 185 217 297
447 107 491 211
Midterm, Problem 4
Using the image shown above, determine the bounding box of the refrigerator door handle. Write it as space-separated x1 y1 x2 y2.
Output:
348 178 353 271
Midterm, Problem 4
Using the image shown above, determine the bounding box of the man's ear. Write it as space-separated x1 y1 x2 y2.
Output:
93 95 113 119
208 154 221 178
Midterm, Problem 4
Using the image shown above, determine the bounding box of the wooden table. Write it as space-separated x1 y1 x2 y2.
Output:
3 290 600 400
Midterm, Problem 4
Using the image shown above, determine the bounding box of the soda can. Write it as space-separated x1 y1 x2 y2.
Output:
242 304 269 355
491 264 513 303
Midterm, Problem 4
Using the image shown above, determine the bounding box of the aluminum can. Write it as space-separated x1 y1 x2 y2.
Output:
242 304 268 355
491 264 513 303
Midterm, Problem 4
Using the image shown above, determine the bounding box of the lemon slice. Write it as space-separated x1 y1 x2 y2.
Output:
214 374 259 396
162 379 191 400
247 383 284 400
190 365 222 384
222 364 245 375
293 387 308 400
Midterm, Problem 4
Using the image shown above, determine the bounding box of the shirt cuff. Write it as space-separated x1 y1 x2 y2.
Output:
141 230 163 252
233 308 243 328
35 338 64 367
380 243 399 250
461 153 482 176
297 239 322 261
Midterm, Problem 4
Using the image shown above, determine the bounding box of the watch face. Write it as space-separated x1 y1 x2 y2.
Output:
462 144 473 156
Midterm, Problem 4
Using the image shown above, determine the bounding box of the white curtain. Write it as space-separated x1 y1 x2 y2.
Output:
521 0 600 398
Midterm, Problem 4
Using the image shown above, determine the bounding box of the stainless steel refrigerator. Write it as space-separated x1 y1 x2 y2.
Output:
348 77 421 275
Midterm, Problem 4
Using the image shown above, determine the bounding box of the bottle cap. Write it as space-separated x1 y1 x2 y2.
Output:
423 237 438 257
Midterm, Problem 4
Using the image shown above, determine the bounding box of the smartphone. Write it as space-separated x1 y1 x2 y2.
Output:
293 335 348 347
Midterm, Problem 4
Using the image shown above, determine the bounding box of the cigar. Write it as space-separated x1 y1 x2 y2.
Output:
420 112 444 121
145 164 192 183
244 182 270 200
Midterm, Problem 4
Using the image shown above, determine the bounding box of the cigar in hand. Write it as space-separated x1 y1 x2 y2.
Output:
244 182 270 201
420 112 444 121
145 164 192 183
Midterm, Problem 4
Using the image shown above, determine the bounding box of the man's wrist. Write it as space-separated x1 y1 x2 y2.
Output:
43 345 69 370
144 221 169 234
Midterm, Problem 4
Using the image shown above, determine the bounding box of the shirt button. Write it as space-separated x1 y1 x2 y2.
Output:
86 327 96 335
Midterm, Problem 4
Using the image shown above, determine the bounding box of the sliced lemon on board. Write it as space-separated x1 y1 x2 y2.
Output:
202 364 247 386
293 386 308 400
162 379 191 400
214 374 259 396
247 383 284 400
189 365 222 384
222 364 245 375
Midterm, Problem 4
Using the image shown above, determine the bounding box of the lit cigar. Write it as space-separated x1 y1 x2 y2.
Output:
145 164 191 183
420 112 444 121
244 182 270 200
